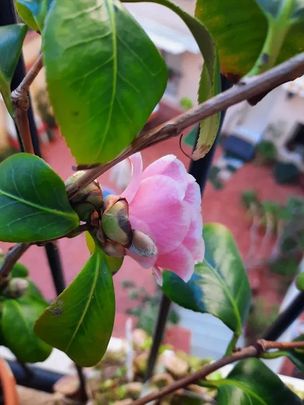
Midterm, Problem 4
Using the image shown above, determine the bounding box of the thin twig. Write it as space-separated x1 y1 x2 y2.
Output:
11 55 43 154
0 243 31 278
13 109 34 153
13 55 43 96
133 339 304 405
67 53 304 199
0 223 89 277
0 56 43 273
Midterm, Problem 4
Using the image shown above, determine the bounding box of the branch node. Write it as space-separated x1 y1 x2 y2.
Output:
12 88 30 111
254 339 267 355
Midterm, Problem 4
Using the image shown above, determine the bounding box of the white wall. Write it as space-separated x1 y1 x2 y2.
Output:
222 87 282 144
176 306 244 359
177 52 202 105
125 1 202 106
265 89 304 148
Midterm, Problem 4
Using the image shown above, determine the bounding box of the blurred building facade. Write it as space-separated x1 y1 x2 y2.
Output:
126 0 202 107
222 79 304 172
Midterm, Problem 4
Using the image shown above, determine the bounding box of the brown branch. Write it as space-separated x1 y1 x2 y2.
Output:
66 52 304 199
0 56 45 270
12 55 43 97
5 54 304 272
133 339 304 405
0 243 31 278
11 55 43 154
0 223 91 277
13 109 35 153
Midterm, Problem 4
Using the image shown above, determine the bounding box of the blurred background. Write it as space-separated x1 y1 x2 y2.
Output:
1 0 304 380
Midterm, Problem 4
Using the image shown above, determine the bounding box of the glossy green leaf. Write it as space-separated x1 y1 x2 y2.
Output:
85 231 96 254
35 248 115 366
196 0 265 77
214 359 302 404
0 24 27 113
15 0 53 31
195 59 221 160
1 283 52 362
196 0 304 77
0 153 79 242
296 272 304 291
126 0 221 160
163 223 251 335
104 255 123 275
43 0 167 165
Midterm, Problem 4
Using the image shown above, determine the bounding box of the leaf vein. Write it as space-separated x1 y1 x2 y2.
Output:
64 253 100 353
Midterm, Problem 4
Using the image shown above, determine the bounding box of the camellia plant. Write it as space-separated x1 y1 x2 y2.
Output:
0 0 304 403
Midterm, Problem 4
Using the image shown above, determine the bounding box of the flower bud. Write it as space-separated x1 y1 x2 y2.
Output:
65 171 103 221
5 278 29 298
101 198 132 246
121 153 204 281
93 228 125 257
102 240 126 258
129 230 157 258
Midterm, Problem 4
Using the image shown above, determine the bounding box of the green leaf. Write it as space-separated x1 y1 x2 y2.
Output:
296 272 304 291
163 223 251 336
85 231 123 274
285 335 304 372
35 248 115 366
125 0 221 160
1 284 52 363
0 254 29 278
196 0 304 77
215 359 302 404
0 24 27 113
15 0 53 31
0 153 79 242
196 0 265 77
11 263 28 278
104 254 123 275
43 0 167 165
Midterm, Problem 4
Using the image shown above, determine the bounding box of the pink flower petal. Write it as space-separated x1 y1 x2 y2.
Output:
142 155 189 193
121 153 143 203
183 220 205 262
129 175 192 254
184 180 201 208
152 266 163 286
157 245 195 282
118 153 205 275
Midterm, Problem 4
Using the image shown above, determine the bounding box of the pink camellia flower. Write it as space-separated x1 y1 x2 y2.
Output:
121 153 204 282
